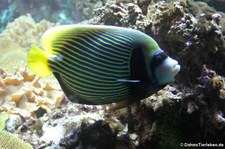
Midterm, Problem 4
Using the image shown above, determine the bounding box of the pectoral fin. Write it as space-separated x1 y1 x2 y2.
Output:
117 79 141 83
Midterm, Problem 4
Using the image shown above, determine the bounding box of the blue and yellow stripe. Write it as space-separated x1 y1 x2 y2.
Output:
28 25 162 105
47 28 136 104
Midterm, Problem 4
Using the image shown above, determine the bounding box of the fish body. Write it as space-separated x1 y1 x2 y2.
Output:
28 25 180 106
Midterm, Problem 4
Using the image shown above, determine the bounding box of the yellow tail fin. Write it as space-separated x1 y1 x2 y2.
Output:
27 46 52 77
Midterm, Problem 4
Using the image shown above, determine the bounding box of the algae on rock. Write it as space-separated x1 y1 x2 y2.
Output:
0 131 33 149
0 112 9 131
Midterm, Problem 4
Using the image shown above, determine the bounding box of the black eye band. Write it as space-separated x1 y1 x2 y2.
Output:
150 50 168 71
150 50 168 82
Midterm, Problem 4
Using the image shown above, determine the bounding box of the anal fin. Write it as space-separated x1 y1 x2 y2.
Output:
108 100 136 110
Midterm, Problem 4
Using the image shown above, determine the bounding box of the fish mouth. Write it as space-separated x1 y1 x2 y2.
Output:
169 59 180 75
162 57 181 77
172 61 181 75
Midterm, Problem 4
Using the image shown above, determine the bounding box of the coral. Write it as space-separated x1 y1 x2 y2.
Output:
0 131 33 149
167 11 225 84
0 112 9 131
141 85 183 111
91 0 186 34
125 85 185 148
137 0 153 15
195 0 225 12
185 0 216 16
0 39 27 72
0 14 54 49
91 2 151 31
13 84 185 149
0 15 53 72
150 114 182 149
14 99 130 148
0 67 64 120
147 0 185 36
75 0 107 21
17 103 113 148
61 120 117 149
179 65 225 143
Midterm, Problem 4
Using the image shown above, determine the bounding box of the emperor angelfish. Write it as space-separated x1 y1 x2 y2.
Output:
28 25 180 108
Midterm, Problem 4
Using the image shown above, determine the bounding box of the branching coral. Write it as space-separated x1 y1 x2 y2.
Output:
0 67 64 120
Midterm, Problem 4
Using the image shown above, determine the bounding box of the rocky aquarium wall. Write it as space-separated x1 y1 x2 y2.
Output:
0 0 224 148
